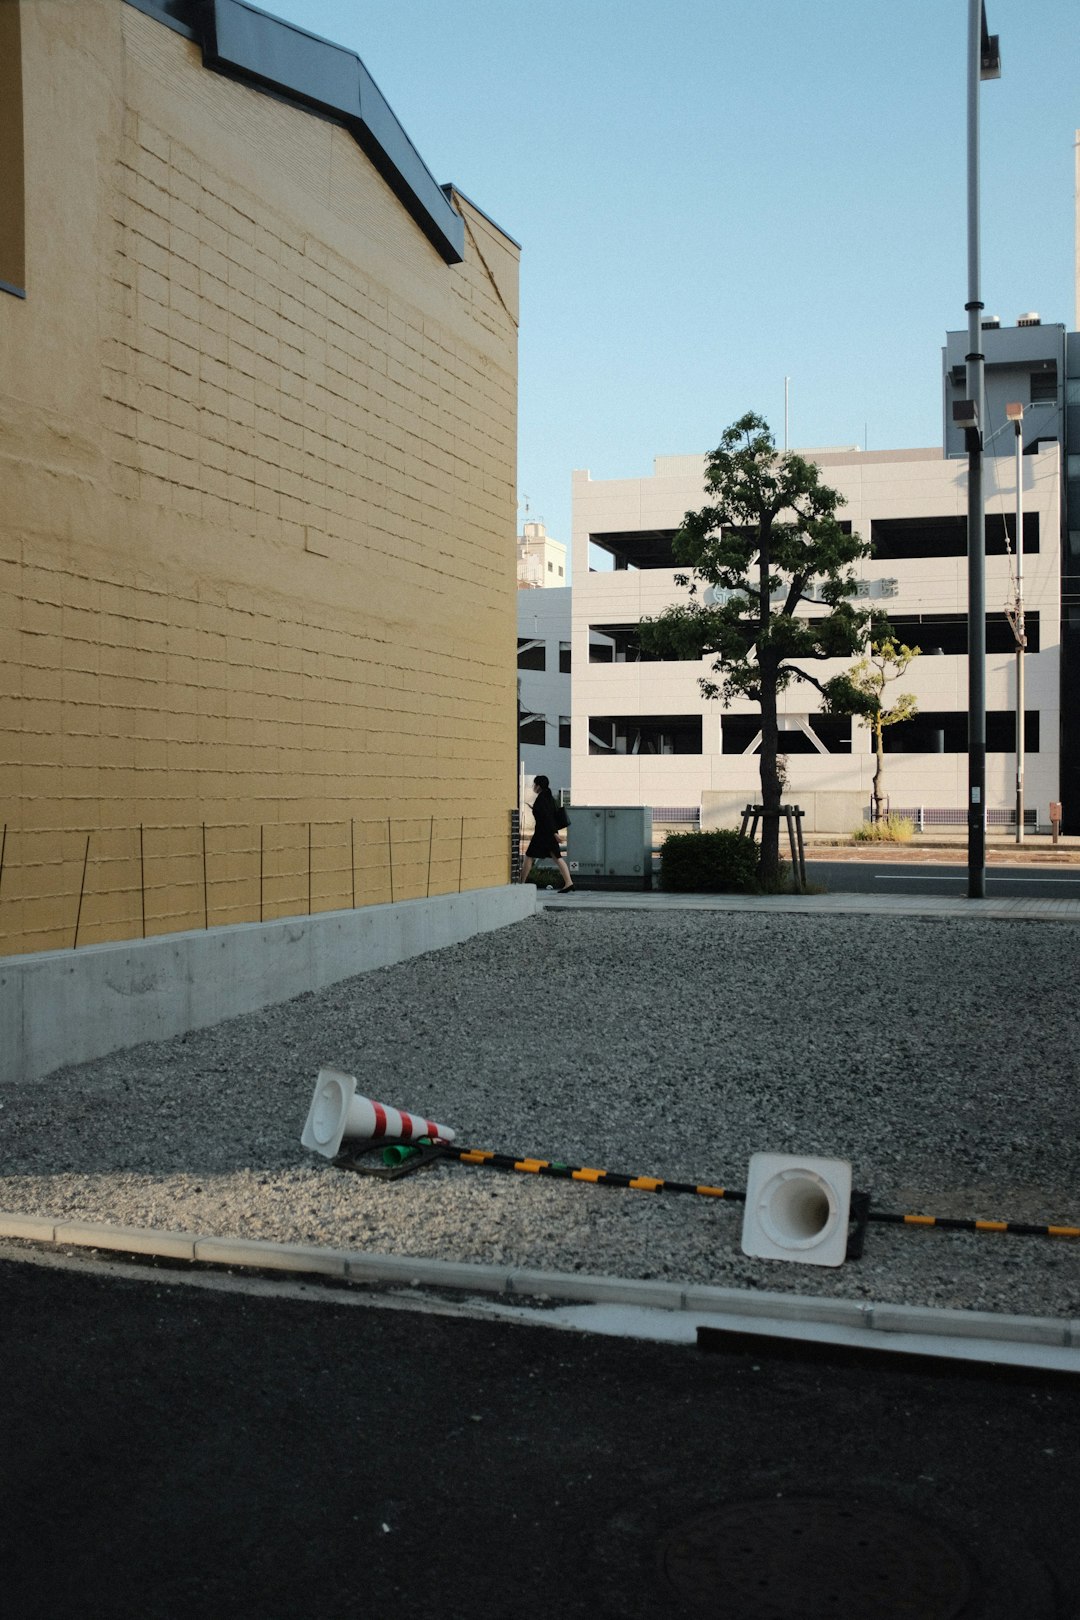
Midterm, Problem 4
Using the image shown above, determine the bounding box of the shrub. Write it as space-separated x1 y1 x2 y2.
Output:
852 815 915 843
756 857 793 895
660 829 760 893
524 865 565 888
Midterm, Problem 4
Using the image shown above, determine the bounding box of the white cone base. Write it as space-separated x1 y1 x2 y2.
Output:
301 1068 456 1159
741 1152 853 1267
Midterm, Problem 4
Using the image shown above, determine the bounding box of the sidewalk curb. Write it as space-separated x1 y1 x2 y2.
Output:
4 1212 1078 1368
539 891 1080 919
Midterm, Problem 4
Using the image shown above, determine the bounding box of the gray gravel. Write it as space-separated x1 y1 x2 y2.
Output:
2 909 1079 1318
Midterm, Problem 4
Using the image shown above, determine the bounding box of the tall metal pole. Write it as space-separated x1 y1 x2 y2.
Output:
1013 414 1025 843
965 1 998 899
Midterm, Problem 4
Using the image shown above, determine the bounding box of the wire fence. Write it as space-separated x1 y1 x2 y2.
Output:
0 812 515 957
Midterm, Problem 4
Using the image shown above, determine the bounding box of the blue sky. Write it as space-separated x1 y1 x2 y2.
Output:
270 1 1077 556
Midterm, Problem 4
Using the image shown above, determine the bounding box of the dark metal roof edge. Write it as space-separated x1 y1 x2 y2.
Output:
445 185 521 251
123 0 464 265
122 0 200 42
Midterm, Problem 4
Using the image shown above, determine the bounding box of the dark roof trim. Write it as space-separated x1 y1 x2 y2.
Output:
122 0 204 45
122 0 465 264
447 185 521 252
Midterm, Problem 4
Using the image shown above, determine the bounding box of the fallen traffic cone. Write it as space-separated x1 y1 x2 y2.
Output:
740 1151 852 1268
301 1067 457 1160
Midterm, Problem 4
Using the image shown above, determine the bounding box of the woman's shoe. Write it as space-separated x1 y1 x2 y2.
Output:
556 885 576 895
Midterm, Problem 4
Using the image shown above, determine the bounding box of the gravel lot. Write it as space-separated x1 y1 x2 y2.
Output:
2 908 1079 1318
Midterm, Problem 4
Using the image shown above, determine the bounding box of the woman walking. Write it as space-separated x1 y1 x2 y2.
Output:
519 775 575 893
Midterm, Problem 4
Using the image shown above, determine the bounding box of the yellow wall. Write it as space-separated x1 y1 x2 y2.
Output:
0 1 520 953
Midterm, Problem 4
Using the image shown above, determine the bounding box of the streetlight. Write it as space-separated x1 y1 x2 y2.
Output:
964 1 1000 900
1004 401 1026 843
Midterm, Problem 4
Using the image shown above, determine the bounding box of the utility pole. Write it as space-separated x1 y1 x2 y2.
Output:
955 2 1000 899
1005 401 1026 843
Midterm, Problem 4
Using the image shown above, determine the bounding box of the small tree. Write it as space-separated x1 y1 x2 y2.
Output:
639 412 871 884
823 637 920 820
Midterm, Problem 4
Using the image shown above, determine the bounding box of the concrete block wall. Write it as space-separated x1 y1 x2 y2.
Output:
0 1 519 956
701 790 868 834
1 883 537 1085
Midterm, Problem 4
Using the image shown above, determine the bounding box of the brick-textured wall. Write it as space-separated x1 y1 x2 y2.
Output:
0 0 519 954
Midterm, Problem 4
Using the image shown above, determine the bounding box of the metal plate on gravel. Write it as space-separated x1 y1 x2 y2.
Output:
659 1496 973 1618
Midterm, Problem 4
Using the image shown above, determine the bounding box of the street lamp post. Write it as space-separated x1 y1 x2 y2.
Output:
1005 401 1026 843
961 1 1000 899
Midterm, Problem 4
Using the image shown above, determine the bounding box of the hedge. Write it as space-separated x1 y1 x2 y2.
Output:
659 829 760 893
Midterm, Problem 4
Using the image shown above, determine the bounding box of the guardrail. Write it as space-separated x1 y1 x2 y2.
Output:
869 806 1047 834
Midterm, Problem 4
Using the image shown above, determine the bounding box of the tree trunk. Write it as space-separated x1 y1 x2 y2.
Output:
873 719 885 820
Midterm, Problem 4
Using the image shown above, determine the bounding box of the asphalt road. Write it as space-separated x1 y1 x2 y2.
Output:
3 1255 1079 1620
808 858 1080 899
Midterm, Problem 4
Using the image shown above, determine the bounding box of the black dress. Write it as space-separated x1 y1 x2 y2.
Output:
526 788 562 860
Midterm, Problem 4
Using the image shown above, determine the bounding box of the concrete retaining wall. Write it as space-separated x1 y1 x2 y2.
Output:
0 886 537 1085
702 790 867 834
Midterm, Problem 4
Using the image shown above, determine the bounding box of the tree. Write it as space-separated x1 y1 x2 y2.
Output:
638 412 871 885
823 637 920 821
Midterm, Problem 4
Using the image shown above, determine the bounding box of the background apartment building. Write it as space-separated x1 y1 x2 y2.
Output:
0 0 520 955
572 427 1063 832
943 316 1080 830
517 518 567 590
516 520 571 797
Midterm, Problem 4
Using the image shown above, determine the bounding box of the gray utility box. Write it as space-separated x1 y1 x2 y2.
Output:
568 807 653 888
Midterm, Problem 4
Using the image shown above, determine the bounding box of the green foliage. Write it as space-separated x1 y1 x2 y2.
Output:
638 412 871 884
824 638 920 819
638 412 872 707
524 866 565 888
823 638 920 732
851 816 915 843
755 857 795 894
660 829 760 893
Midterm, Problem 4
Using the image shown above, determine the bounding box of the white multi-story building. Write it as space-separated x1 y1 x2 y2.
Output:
516 518 571 797
517 584 572 796
517 519 568 589
571 443 1062 830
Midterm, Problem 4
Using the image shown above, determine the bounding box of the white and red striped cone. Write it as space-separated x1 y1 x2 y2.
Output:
301 1067 456 1160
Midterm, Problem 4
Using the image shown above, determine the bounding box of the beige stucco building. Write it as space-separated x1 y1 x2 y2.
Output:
0 0 520 956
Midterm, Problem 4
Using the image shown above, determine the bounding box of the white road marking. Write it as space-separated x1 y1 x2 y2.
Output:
874 873 1080 886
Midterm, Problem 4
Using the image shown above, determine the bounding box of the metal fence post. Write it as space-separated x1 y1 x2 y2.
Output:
73 833 91 949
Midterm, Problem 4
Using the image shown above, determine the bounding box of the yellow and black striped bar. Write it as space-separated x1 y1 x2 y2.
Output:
444 1145 742 1203
871 1210 1080 1240
380 1143 1080 1240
